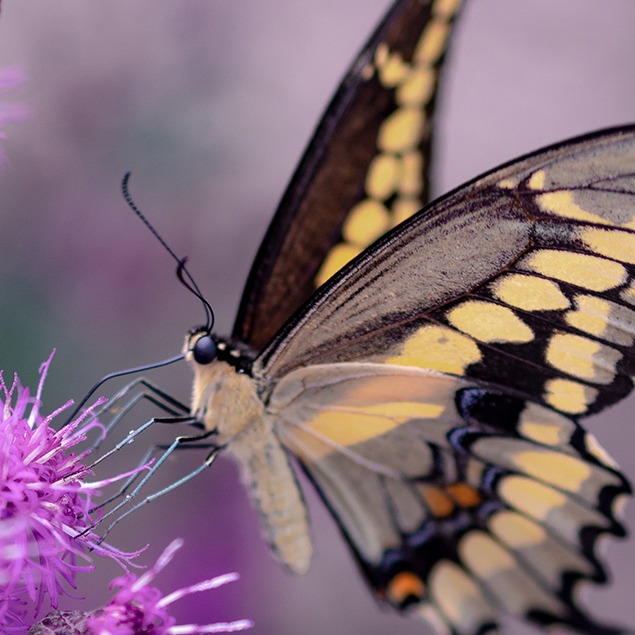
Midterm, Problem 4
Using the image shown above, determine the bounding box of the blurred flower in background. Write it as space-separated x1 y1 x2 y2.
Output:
30 539 253 635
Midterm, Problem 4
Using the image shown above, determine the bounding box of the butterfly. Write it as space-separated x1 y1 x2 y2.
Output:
175 1 634 633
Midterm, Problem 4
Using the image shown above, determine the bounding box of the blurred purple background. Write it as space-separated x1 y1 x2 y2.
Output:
1 2 634 633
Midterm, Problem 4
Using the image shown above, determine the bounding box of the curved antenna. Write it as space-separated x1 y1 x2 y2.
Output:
121 172 215 332
64 353 185 426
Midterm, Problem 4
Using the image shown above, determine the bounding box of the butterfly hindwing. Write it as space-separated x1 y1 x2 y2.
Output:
270 363 628 634
234 0 462 350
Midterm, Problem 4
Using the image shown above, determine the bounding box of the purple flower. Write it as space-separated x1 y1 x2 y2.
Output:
29 539 253 635
0 353 141 632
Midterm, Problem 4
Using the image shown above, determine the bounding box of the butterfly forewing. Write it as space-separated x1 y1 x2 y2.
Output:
233 0 462 350
258 126 635 421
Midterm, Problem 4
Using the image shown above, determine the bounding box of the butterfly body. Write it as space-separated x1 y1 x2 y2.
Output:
181 0 633 632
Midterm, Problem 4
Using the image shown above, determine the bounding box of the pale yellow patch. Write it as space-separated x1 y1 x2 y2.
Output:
620 279 635 305
544 378 598 415
387 325 481 375
365 154 399 199
493 274 570 312
566 294 635 346
305 401 443 449
512 450 591 492
497 178 516 189
378 52 410 88
527 169 546 190
378 106 424 153
566 295 612 338
537 190 615 225
315 243 361 286
434 0 463 18
545 333 619 384
523 249 626 292
499 475 566 520
459 531 514 576
415 19 450 64
581 227 635 265
399 151 423 196
374 42 389 69
396 66 435 106
391 197 421 227
447 300 534 343
429 561 483 624
306 411 395 447
490 510 546 548
342 199 390 248
520 421 562 446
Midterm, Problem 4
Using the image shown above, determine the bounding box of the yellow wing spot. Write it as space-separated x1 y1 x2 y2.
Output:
434 0 463 18
580 226 635 265
387 572 426 606
306 411 396 448
490 510 547 549
415 18 451 64
374 42 389 68
396 66 436 106
315 243 361 287
499 475 567 521
447 300 534 344
519 421 562 446
620 279 635 305
522 249 627 291
512 450 591 492
544 378 598 415
365 153 400 199
392 197 421 227
566 294 635 346
387 325 481 375
378 106 424 153
537 190 616 225
377 51 410 87
342 199 390 247
446 482 482 508
399 151 423 196
545 332 620 384
492 273 570 312
497 178 516 189
459 531 514 577
429 561 487 627
527 169 546 190
420 484 455 518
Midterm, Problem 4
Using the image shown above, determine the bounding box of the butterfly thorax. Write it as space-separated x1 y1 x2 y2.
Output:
185 329 312 574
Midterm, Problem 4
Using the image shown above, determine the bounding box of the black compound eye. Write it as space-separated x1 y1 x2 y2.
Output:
192 334 217 365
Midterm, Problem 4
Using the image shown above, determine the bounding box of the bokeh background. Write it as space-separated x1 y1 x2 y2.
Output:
1 1 634 633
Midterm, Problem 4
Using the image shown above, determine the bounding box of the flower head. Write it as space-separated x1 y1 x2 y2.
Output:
29 540 253 635
0 354 140 631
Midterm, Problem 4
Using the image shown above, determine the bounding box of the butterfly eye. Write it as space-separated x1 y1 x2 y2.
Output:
192 334 217 365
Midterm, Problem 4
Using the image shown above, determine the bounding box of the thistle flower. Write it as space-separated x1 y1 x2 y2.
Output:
29 539 253 635
0 353 141 632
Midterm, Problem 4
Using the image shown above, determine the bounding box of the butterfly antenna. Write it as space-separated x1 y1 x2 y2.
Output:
64 353 185 426
121 172 215 332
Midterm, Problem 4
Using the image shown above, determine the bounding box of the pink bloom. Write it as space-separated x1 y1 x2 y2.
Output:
0 354 141 632
30 540 253 635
